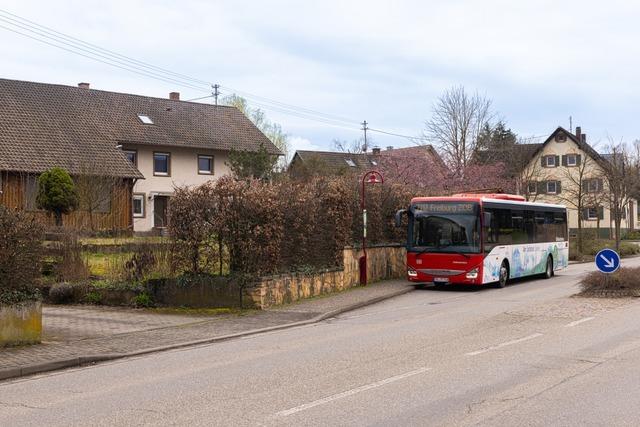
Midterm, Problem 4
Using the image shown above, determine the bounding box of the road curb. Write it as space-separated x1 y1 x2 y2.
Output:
0 286 414 382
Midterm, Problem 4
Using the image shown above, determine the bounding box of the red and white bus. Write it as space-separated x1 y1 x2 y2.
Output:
396 194 568 287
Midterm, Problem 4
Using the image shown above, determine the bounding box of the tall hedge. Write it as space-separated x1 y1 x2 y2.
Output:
0 207 44 304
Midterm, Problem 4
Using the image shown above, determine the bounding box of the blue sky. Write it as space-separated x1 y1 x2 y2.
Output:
1 0 639 157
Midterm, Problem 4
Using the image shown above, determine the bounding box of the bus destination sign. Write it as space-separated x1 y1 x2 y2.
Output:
413 202 477 214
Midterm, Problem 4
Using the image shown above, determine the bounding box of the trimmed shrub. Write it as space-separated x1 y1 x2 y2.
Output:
0 206 44 305
36 167 78 227
49 282 75 304
580 267 640 294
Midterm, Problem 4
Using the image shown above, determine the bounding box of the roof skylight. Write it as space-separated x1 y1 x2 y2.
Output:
345 159 356 167
137 114 154 125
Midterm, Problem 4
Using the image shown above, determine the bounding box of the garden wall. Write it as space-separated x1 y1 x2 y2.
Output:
243 244 406 309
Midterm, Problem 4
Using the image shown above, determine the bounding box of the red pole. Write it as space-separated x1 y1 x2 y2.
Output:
361 174 367 286
360 170 383 286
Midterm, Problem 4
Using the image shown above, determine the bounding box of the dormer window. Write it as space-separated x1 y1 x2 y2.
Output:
345 159 356 167
137 114 153 125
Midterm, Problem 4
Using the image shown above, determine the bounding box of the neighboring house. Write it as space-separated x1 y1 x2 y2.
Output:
521 126 638 238
288 145 446 179
0 78 279 233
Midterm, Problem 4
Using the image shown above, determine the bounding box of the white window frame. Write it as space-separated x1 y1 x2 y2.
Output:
137 114 154 125
132 194 145 218
527 182 537 194
546 156 556 167
546 181 557 194
197 155 213 175
566 154 577 166
587 207 598 220
587 179 599 193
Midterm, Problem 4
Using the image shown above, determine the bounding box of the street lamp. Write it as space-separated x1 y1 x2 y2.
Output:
360 170 384 286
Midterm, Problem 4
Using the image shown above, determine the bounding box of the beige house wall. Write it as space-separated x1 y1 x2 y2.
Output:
522 134 638 234
124 144 231 232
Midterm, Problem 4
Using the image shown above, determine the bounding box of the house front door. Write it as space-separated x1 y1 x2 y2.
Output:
153 196 169 228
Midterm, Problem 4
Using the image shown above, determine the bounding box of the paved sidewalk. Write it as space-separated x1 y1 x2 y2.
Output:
0 280 412 379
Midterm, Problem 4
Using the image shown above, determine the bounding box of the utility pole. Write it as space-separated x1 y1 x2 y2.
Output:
569 116 573 133
361 120 369 152
212 84 220 106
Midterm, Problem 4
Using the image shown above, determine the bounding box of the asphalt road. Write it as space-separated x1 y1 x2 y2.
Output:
3 258 640 426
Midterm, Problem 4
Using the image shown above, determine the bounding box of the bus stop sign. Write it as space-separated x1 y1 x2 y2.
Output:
595 248 620 274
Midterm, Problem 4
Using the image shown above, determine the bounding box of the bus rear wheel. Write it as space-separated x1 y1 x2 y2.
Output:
496 261 509 288
543 256 554 279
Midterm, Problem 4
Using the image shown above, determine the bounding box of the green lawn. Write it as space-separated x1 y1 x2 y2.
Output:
79 236 166 246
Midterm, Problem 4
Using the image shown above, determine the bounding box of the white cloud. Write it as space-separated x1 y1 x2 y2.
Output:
2 0 640 143
288 136 323 153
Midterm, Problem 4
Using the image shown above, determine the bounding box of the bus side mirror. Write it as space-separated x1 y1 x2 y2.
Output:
395 209 407 227
483 212 492 226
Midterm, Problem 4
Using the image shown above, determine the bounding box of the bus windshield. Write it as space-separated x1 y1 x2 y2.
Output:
410 202 481 254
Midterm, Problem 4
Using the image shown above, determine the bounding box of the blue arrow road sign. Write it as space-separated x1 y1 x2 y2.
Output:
595 248 621 274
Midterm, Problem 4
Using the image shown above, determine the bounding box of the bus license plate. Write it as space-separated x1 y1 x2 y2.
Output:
434 277 449 283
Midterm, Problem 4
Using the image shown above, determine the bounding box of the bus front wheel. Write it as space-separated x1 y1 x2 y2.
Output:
496 261 509 288
543 256 554 279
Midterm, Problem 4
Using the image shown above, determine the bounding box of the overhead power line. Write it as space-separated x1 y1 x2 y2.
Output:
0 9 211 87
0 8 424 143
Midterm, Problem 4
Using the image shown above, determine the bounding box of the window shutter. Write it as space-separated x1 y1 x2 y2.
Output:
561 155 567 166
581 208 589 220
597 178 604 191
556 181 562 194
555 156 560 167
537 181 546 194
541 157 546 167
598 207 604 220
576 154 582 166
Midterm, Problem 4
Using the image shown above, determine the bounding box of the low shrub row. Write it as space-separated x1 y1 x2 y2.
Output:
569 239 640 261
580 267 640 295
43 274 243 309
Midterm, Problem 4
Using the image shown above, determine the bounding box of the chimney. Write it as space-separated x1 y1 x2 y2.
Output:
575 126 581 142
169 92 180 101
581 133 587 143
386 146 394 151
372 147 381 155
78 82 90 89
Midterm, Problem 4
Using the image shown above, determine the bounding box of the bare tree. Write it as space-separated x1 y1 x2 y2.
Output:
425 86 494 175
515 138 550 202
333 137 366 154
603 141 635 251
73 160 120 231
553 155 602 254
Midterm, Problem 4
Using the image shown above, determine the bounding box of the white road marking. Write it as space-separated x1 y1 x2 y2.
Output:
465 333 544 356
564 317 595 328
275 367 431 417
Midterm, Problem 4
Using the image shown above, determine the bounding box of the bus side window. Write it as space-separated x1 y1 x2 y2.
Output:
483 209 498 252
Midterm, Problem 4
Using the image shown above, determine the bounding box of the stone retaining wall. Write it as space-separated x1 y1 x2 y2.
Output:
243 244 406 309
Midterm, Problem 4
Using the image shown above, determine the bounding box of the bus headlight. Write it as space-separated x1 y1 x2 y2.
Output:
407 267 418 277
466 268 479 279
